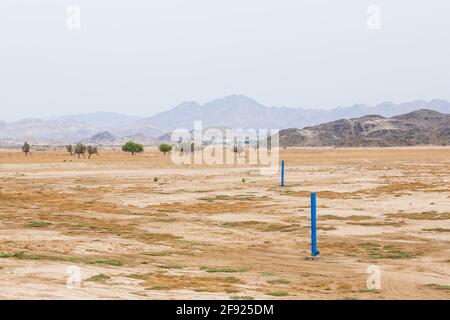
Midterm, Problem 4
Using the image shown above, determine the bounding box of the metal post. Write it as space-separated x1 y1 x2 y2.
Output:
311 192 318 257
281 160 285 187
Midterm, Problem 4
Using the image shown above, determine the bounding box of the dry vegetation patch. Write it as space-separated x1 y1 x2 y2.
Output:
142 274 244 293
386 211 450 220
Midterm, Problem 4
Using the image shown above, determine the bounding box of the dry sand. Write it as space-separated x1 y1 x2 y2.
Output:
0 147 449 300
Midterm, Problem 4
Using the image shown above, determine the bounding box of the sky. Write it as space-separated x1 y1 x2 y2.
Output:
0 0 449 121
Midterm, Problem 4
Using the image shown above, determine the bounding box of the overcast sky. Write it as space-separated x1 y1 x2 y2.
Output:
0 0 449 121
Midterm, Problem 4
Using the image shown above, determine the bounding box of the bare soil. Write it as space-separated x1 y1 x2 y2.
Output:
0 147 449 299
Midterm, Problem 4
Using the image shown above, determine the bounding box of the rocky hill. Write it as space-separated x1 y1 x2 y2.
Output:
83 131 116 145
277 110 450 147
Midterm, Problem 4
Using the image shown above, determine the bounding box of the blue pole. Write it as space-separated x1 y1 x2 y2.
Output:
281 160 285 187
311 192 318 257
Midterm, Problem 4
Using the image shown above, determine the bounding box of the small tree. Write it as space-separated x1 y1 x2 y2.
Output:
87 146 98 159
159 143 172 156
66 144 73 156
74 143 86 158
122 141 144 155
22 142 31 156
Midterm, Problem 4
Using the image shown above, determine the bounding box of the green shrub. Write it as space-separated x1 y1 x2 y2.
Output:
122 141 144 155
158 144 173 155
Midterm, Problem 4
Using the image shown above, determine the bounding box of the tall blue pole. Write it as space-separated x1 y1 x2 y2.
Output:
281 160 285 187
311 192 318 257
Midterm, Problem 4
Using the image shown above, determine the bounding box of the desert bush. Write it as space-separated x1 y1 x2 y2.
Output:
66 144 73 156
122 141 144 155
74 143 87 158
87 146 98 159
22 142 31 156
158 143 172 155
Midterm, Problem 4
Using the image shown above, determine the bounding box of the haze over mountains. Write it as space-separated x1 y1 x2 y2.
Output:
0 95 449 146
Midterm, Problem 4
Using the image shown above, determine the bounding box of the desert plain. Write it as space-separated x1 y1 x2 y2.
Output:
0 147 449 299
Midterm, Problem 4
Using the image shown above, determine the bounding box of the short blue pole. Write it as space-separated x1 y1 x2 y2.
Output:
281 160 285 187
311 192 319 257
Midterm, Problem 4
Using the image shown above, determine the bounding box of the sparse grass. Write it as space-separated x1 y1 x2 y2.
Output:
222 221 298 232
26 221 52 228
367 245 418 260
146 285 169 290
199 194 270 202
222 221 262 228
198 195 229 202
359 242 381 249
348 221 404 227
86 274 110 282
230 296 255 300
0 252 14 258
154 218 176 223
126 273 152 280
321 215 369 221
260 272 275 276
263 223 298 232
142 274 244 293
86 258 126 266
357 289 381 294
267 279 291 285
223 276 240 283
422 228 450 233
425 284 450 291
200 266 247 273
0 251 126 266
386 211 450 220
142 251 171 256
318 225 336 231
158 264 184 270
266 291 289 297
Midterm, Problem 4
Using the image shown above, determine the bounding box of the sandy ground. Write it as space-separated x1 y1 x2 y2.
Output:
0 147 449 300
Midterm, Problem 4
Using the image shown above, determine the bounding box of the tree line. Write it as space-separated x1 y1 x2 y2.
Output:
21 141 175 157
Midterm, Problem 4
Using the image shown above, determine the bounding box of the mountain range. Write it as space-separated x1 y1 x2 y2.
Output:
1 95 449 146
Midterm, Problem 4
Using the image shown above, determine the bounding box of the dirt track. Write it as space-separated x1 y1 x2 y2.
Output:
0 147 449 299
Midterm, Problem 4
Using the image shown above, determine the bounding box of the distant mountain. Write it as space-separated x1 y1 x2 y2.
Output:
0 113 147 145
134 95 450 132
276 109 450 147
83 131 116 145
1 95 450 146
57 112 142 129
135 95 309 131
0 118 97 145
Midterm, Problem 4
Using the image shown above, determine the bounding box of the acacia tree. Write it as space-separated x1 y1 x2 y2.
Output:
87 146 98 159
74 143 86 158
122 141 144 155
22 142 31 156
66 144 73 156
158 143 172 156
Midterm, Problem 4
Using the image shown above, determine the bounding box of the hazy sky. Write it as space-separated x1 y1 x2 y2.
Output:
1 0 449 121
